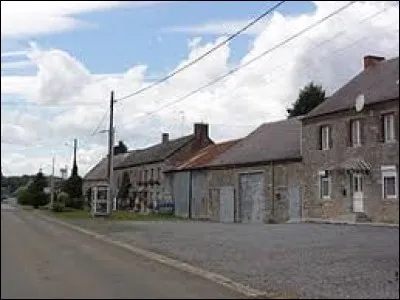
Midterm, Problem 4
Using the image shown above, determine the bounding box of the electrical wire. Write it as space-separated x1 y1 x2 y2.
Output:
115 1 286 102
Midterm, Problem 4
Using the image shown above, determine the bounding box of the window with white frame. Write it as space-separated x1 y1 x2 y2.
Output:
384 113 395 142
319 170 331 199
321 125 330 150
351 119 361 147
382 166 398 199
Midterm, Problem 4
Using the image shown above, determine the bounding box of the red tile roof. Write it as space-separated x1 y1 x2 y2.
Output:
171 139 240 171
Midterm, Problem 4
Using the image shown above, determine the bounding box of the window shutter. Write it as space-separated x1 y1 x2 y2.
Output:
360 119 365 145
395 113 399 141
329 125 333 149
379 115 385 142
318 126 322 150
348 120 353 147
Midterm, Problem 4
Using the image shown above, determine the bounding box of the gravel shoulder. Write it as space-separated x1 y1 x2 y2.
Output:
57 216 400 299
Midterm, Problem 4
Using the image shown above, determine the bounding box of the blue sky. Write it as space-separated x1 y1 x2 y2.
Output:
2 1 316 76
1 1 399 175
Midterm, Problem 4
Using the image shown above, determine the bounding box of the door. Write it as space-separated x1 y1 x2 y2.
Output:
239 173 265 223
352 173 364 212
288 186 302 220
219 186 235 223
172 172 190 218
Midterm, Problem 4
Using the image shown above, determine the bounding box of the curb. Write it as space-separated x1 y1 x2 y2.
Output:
297 218 399 228
31 210 298 299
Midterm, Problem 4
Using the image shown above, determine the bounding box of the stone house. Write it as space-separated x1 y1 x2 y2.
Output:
163 140 239 218
82 152 130 200
204 118 303 223
301 55 399 223
113 123 213 209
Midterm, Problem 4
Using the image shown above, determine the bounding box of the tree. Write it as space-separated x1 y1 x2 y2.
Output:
287 82 326 118
117 171 131 201
26 170 49 208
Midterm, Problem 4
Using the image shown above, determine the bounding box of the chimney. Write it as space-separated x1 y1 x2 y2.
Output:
194 123 209 140
363 55 385 70
162 133 169 144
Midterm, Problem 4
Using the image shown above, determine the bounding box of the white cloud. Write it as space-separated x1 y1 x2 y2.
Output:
1 1 399 176
164 19 268 35
1 1 170 38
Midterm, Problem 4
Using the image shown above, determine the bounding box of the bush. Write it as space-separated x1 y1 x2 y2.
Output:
32 191 49 209
17 187 34 206
65 197 84 210
57 192 69 203
52 201 65 212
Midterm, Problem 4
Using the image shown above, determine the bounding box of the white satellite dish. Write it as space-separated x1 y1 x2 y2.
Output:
355 93 365 112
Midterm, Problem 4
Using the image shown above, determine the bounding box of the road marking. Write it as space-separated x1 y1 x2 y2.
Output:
32 210 298 299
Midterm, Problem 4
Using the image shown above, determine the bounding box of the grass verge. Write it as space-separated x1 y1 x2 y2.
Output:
44 208 181 221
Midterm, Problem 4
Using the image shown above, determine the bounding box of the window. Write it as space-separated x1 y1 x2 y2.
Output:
144 170 148 181
319 170 331 199
321 125 331 150
151 168 154 180
157 167 161 180
382 166 397 199
384 114 395 142
351 119 361 147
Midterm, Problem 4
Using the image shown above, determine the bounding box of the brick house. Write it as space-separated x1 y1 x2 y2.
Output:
113 123 213 210
301 55 399 223
204 118 303 223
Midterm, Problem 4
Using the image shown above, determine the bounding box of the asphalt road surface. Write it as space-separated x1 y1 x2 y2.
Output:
1 204 243 299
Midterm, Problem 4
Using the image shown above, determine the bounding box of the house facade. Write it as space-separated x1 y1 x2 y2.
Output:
113 123 213 210
164 140 239 219
301 55 399 223
204 118 303 224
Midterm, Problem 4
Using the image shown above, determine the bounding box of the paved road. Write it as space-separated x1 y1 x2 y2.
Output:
68 218 400 299
1 205 243 299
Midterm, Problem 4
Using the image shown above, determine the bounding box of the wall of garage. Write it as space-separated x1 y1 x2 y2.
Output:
207 161 303 223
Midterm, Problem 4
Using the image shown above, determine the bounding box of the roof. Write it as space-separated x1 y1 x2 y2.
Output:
305 57 399 119
84 152 130 181
206 118 302 167
166 139 240 172
116 135 195 168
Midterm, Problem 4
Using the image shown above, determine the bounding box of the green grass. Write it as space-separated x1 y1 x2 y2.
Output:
45 208 181 221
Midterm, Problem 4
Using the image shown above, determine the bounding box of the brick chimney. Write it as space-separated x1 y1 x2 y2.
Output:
363 55 385 70
162 133 169 144
194 123 209 141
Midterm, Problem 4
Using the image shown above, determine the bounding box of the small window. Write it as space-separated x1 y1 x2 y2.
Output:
157 167 161 180
384 114 395 142
151 168 154 180
319 171 331 199
321 125 331 150
351 119 361 147
382 166 397 199
144 170 148 181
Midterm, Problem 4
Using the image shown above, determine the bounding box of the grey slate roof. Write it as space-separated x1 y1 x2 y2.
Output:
206 118 302 167
84 152 130 181
305 57 399 119
116 135 195 169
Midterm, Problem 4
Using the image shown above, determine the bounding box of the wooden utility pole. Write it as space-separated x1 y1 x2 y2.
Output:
50 156 55 209
107 91 115 216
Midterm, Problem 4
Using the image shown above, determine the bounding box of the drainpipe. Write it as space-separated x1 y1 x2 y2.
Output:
188 171 192 219
271 161 275 218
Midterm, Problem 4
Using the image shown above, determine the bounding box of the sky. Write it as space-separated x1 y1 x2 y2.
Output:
1 1 399 177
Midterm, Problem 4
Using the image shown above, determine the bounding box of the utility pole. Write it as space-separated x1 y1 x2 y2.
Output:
50 156 55 209
107 90 115 216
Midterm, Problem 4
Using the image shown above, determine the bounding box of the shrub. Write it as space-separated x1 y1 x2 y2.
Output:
17 187 34 206
52 201 65 212
57 192 69 204
65 197 84 210
32 191 49 209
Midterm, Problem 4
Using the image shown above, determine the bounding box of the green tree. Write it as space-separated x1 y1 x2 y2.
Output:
287 82 326 118
117 171 131 201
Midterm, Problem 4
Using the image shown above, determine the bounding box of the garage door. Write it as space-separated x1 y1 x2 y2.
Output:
239 172 265 223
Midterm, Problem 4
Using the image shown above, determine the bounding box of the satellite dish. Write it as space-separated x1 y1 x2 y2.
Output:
355 93 365 112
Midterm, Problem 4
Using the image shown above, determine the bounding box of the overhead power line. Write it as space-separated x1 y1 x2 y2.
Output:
115 1 286 102
117 1 357 126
